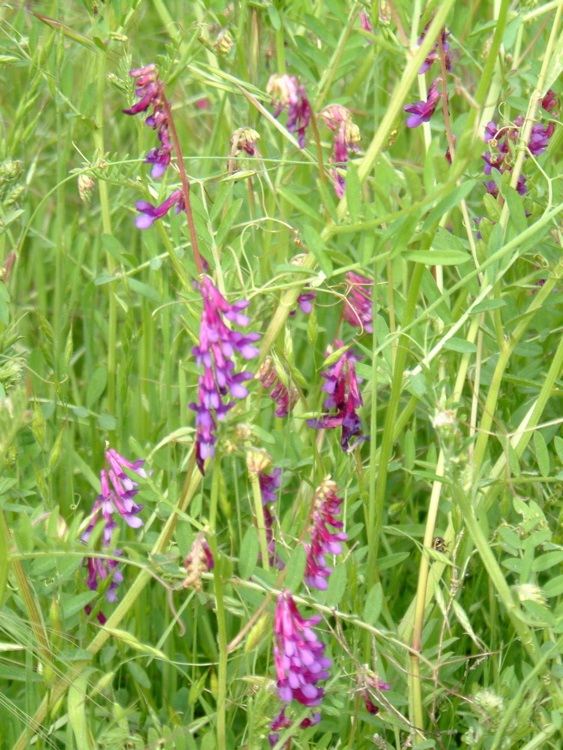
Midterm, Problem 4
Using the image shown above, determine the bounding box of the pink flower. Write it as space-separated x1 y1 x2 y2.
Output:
404 78 441 128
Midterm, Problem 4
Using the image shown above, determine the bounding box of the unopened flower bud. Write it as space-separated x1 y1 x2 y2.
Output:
213 29 234 57
247 449 272 475
183 532 214 592
78 174 95 203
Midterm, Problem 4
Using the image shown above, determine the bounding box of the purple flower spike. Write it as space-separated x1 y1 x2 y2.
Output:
274 590 331 707
190 277 260 474
123 63 174 180
307 341 365 452
267 74 311 149
83 447 147 612
343 272 373 332
320 105 361 198
304 477 347 590
256 358 298 418
404 78 441 128
135 189 183 229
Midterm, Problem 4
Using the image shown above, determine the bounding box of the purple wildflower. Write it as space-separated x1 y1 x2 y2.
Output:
418 26 451 75
273 590 331 706
82 448 147 616
135 189 184 229
190 277 260 474
542 89 558 115
256 358 298 418
342 272 373 332
296 290 317 314
304 477 347 590
307 341 365 452
484 121 499 143
482 151 504 174
320 105 361 198
123 64 173 179
268 708 321 747
404 77 441 128
259 467 283 567
528 122 554 156
483 180 499 198
267 74 311 149
183 532 214 592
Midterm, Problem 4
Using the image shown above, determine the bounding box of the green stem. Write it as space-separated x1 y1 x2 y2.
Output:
366 262 424 579
452 480 540 662
250 472 270 572
94 51 117 418
209 466 227 749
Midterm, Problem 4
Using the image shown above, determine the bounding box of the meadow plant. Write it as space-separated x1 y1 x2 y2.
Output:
1 3 563 750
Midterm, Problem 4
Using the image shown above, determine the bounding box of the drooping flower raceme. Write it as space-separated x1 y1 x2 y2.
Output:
190 277 260 474
257 358 298 418
183 532 215 592
274 590 331 707
404 77 441 128
320 104 361 198
342 272 373 332
267 74 311 149
123 64 173 179
135 189 185 230
307 341 365 452
82 448 147 620
304 477 347 590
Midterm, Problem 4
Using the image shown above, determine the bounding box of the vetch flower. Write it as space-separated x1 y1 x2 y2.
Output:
267 74 311 149
528 121 554 156
418 26 451 75
256 358 298 418
123 64 173 179
268 707 321 747
82 447 147 614
307 341 365 451
304 477 347 590
360 12 374 43
404 77 441 128
190 277 260 474
273 590 331 706
342 272 373 332
183 532 214 592
135 189 184 229
541 89 558 115
320 105 361 197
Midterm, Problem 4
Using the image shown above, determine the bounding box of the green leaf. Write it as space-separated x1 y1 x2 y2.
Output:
378 551 410 571
86 366 107 408
127 661 151 688
534 431 550 478
544 575 563 598
68 675 94 750
443 338 477 353
102 234 132 268
532 551 563 573
325 563 347 608
403 249 471 265
239 527 259 580
422 180 476 229
345 163 361 223
503 186 527 234
215 199 243 247
555 436 563 464
62 591 98 620
471 299 506 313
97 414 116 431
363 583 383 625
278 187 321 223
284 544 307 592
302 225 333 276
127 278 161 303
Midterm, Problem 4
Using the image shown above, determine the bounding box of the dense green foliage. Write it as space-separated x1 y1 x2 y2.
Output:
1 1 563 748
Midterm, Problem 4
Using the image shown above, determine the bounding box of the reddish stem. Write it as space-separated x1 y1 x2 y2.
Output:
438 31 456 163
160 87 204 276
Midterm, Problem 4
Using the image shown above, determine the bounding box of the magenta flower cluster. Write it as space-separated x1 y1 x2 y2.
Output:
343 272 373 332
257 358 298 418
122 64 186 229
320 105 361 198
304 477 347 590
307 341 364 452
190 277 260 474
273 589 331 705
482 90 558 199
82 448 147 620
267 74 311 149
123 63 173 178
